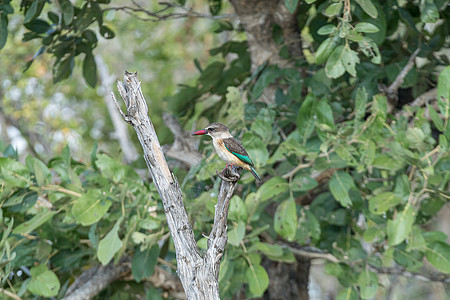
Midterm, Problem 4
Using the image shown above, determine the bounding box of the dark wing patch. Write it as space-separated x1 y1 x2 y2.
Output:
223 137 254 166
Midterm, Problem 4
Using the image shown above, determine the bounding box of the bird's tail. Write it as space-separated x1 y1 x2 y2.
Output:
250 166 262 182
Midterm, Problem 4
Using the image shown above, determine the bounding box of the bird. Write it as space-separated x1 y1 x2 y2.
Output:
192 123 262 182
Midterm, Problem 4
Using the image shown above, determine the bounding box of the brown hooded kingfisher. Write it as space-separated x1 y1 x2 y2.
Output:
192 123 262 182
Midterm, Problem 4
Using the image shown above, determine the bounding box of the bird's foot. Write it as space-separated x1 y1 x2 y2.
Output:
221 163 235 173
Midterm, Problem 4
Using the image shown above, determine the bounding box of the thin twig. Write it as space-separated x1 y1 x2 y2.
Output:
280 244 340 263
104 2 235 21
0 288 22 300
387 48 420 95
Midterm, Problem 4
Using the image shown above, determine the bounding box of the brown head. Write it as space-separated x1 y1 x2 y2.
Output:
192 123 232 139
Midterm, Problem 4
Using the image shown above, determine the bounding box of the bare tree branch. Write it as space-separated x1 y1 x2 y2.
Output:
104 1 235 21
110 71 239 299
96 55 139 163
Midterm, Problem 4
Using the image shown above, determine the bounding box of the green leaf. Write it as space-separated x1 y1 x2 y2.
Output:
97 218 123 265
325 45 345 79
228 195 248 222
24 19 50 33
24 0 39 23
83 52 97 87
341 46 360 77
354 87 368 122
358 38 381 64
53 54 74 83
132 244 160 282
292 175 318 192
419 0 439 23
274 198 297 241
316 100 335 128
13 210 57 235
27 265 60 297
252 66 279 100
228 220 245 246
296 93 318 142
318 24 336 35
0 157 30 188
256 176 288 201
26 156 51 186
316 37 336 64
254 242 283 257
323 2 342 17
363 226 385 242
72 189 112 226
58 0 74 25
428 105 444 131
369 192 403 214
0 14 8 49
387 205 415 246
372 154 404 171
355 22 380 33
437 66 450 119
329 171 354 207
336 287 358 300
209 0 222 15
100 25 115 39
357 269 378 299
245 264 269 297
425 242 450 274
284 0 299 13
354 0 378 18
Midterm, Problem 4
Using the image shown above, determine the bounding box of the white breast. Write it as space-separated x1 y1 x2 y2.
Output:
213 138 236 164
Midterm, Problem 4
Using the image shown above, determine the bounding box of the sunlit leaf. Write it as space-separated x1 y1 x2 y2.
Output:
329 171 354 207
387 205 415 246
274 198 297 241
27 265 60 297
97 218 123 265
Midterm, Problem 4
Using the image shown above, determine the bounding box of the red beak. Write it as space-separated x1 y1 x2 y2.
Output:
192 129 207 136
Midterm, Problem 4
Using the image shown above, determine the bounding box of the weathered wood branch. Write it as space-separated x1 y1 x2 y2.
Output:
110 71 239 299
63 257 130 300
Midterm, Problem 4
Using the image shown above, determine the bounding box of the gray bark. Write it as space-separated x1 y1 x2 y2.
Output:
111 71 239 299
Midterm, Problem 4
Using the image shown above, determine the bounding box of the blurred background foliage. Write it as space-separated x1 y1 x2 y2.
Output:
0 0 449 299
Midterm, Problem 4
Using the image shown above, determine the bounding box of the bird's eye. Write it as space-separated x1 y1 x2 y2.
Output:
208 127 214 132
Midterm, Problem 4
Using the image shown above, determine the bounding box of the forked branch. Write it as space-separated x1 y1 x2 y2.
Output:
110 71 238 299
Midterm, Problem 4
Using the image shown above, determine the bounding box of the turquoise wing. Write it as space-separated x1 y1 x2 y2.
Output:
223 138 254 166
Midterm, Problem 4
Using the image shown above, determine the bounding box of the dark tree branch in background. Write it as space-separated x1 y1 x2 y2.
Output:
395 87 437 119
62 257 186 300
104 1 235 21
63 258 131 300
280 244 450 283
162 113 202 167
110 71 239 299
382 48 420 112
